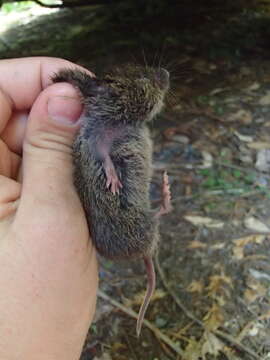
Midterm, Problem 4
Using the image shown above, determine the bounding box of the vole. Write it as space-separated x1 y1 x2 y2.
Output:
52 64 171 336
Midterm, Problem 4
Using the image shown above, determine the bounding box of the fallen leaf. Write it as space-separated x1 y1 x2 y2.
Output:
207 275 233 297
259 309 270 321
232 234 265 259
249 268 270 281
244 288 259 303
211 242 225 250
245 82 260 91
188 240 207 249
210 87 227 95
248 141 270 150
93 353 112 360
184 215 224 228
227 109 252 124
233 234 265 246
202 332 224 359
183 338 202 360
248 325 259 336
259 92 270 105
232 246 244 260
234 131 253 142
173 135 190 144
255 149 270 172
187 280 204 293
198 151 213 169
203 304 224 331
244 217 270 233
244 278 267 303
124 288 167 307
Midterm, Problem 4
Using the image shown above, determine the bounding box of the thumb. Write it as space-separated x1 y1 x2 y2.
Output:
21 83 83 204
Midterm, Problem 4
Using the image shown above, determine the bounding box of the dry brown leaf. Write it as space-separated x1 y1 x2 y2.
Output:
259 92 270 105
183 338 202 360
124 288 167 307
227 109 252 124
203 304 224 331
188 240 207 249
202 331 224 359
244 217 270 233
232 235 266 259
244 278 267 303
184 215 224 228
187 280 204 293
211 242 225 250
248 141 270 150
234 131 253 142
207 275 233 294
244 288 259 303
259 309 270 320
233 234 265 246
233 246 244 260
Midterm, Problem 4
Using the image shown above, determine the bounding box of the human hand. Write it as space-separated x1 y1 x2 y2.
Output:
0 57 98 360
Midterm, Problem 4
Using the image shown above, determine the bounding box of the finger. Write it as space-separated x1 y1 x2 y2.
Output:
0 140 21 178
0 87 12 135
0 57 93 111
0 175 21 220
20 82 83 204
1 110 28 155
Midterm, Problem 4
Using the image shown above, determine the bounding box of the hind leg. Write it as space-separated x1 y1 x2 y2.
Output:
103 155 123 195
155 172 172 219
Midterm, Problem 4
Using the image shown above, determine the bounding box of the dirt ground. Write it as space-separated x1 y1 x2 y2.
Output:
1 3 270 359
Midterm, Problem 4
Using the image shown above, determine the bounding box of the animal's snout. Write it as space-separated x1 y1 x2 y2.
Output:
156 68 170 90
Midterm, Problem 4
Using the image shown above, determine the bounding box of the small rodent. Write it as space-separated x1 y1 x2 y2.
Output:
52 64 171 336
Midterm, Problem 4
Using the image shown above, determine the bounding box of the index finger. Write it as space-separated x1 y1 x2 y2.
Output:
0 57 93 112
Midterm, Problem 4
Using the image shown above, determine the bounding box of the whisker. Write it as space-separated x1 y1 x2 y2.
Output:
158 40 168 70
142 47 149 69
152 44 161 68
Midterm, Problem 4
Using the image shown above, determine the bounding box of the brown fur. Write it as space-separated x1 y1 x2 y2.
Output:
52 64 170 334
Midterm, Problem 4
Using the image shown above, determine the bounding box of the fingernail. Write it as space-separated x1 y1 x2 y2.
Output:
48 96 82 125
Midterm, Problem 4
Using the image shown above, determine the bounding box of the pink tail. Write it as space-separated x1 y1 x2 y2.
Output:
136 257 156 337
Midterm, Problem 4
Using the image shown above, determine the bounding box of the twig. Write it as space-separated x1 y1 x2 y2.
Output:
215 161 270 180
171 188 266 205
155 254 203 327
214 329 260 360
97 289 185 358
123 333 138 360
155 255 261 360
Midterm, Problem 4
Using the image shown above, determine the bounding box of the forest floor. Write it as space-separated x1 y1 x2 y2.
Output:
1 3 270 359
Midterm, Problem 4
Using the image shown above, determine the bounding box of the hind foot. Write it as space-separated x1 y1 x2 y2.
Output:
155 171 172 219
104 156 122 195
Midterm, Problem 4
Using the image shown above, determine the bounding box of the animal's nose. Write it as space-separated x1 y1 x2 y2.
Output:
156 68 170 90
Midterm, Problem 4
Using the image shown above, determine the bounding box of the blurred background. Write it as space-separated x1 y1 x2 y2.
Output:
1 1 270 359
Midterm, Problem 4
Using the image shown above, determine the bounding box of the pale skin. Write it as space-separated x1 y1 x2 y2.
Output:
0 57 98 360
